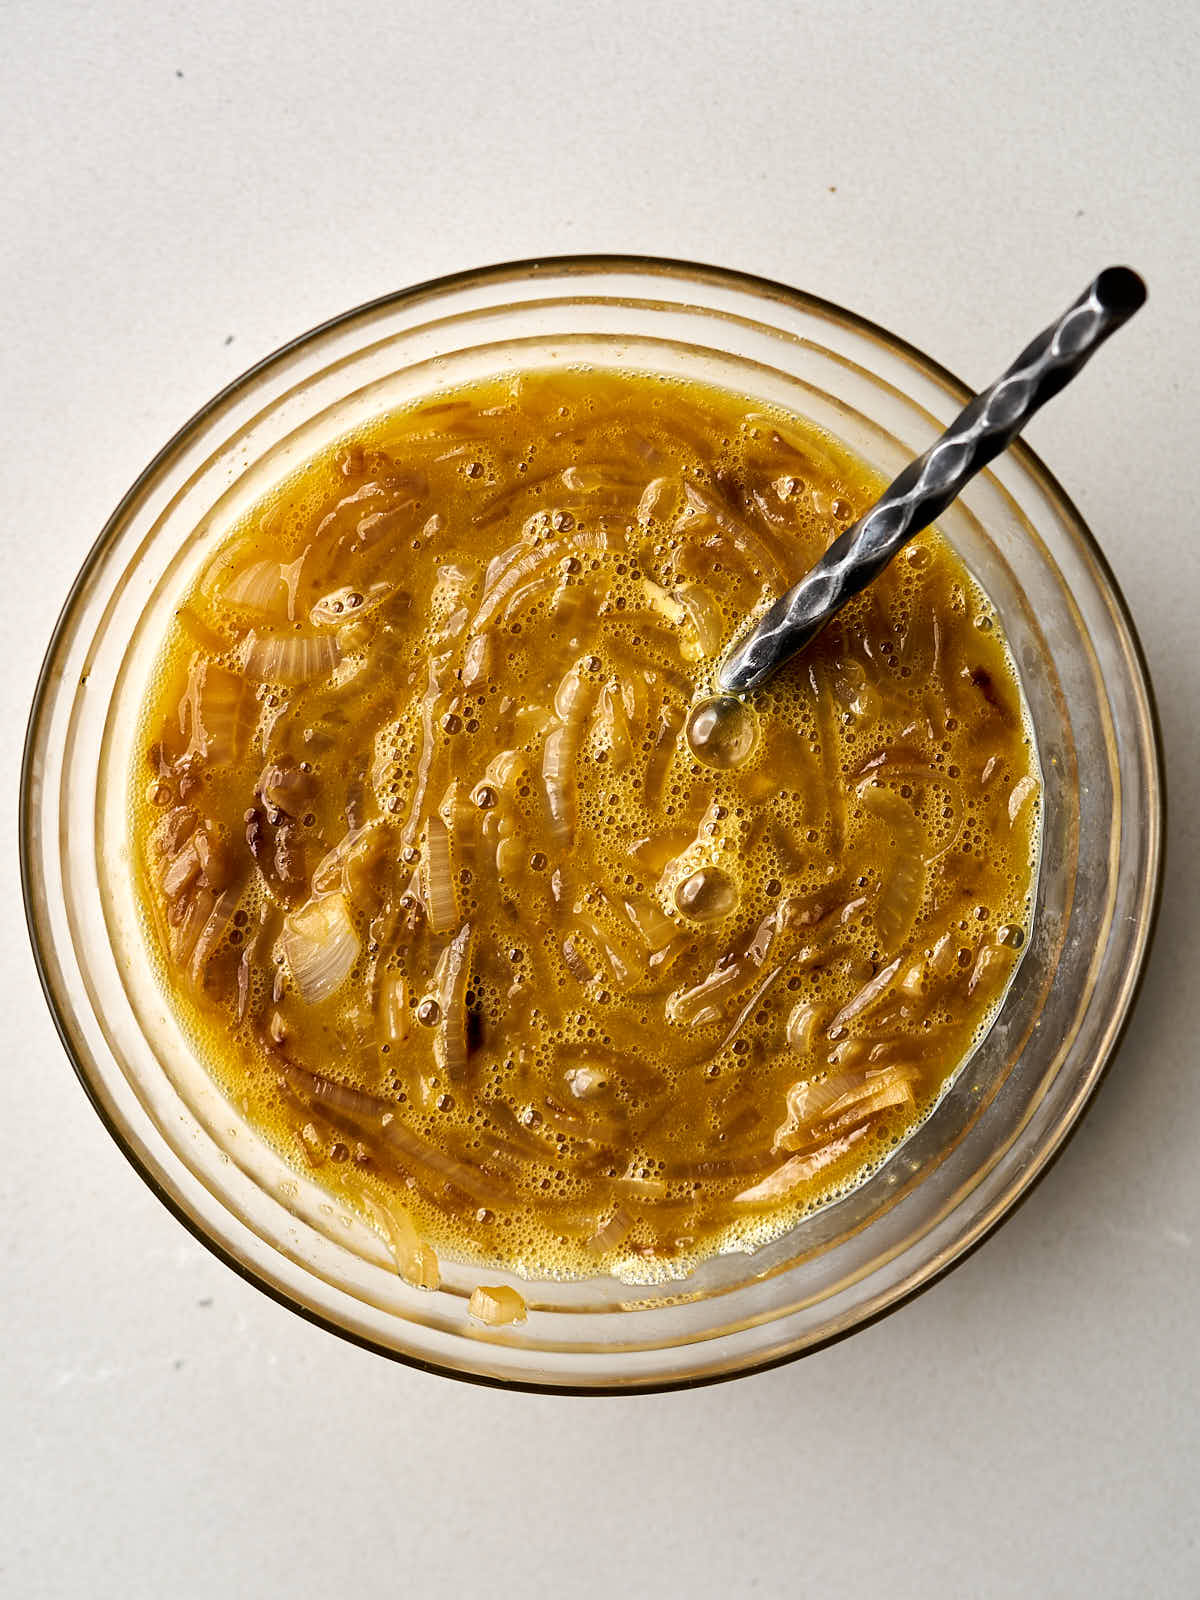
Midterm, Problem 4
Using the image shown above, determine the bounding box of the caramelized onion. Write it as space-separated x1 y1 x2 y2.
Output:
565 1064 607 1098
468 1285 527 1326
1008 775 1038 826
222 558 290 616
461 630 494 688
472 541 563 632
588 1205 634 1254
674 581 725 657
706 965 784 1058
284 1064 508 1208
434 924 472 1081
641 578 686 627
560 462 641 497
824 1071 915 1125
281 893 360 1004
734 1125 872 1204
968 941 1011 998
378 971 410 1046
622 895 678 952
596 680 634 768
542 663 597 847
361 1192 440 1290
572 898 640 989
178 656 252 766
637 475 675 523
568 516 629 553
680 479 787 590
775 1063 918 1151
826 956 903 1034
785 1001 821 1052
310 825 380 899
162 836 202 901
310 581 390 627
860 785 924 953
561 934 596 985
666 912 777 1026
401 650 452 848
643 703 684 810
168 884 217 969
188 884 244 987
424 815 458 934
238 630 339 684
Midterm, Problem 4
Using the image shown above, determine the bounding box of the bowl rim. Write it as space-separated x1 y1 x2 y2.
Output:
20 253 1167 1393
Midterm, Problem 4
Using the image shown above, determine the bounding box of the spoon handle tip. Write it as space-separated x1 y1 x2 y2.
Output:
719 267 1146 695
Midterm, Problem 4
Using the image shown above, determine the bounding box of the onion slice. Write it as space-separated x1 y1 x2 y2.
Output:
708 964 784 1057
162 836 202 901
461 630 494 688
283 1064 507 1207
468 1285 527 1326
238 629 339 684
434 924 472 1082
637 475 675 523
674 581 725 657
361 1192 440 1290
178 656 253 766
826 956 903 1034
472 541 563 632
643 703 684 810
786 1001 821 1052
169 885 216 969
622 895 677 953
310 581 390 627
595 680 634 768
281 892 360 1003
223 559 286 612
967 942 1011 999
309 824 379 900
666 911 777 1026
775 1063 919 1151
561 933 596 985
401 649 452 848
188 884 244 987
860 785 924 954
542 663 597 847
821 1075 915 1133
587 1205 634 1254
734 1125 872 1205
378 971 410 1046
424 815 458 934
680 479 788 589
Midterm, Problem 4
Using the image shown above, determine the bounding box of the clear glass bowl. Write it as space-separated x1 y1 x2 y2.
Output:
21 257 1163 1392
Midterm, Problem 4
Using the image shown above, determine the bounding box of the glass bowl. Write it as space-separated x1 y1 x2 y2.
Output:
21 257 1163 1392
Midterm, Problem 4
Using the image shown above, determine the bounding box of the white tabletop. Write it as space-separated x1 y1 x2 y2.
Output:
4 3 1198 1594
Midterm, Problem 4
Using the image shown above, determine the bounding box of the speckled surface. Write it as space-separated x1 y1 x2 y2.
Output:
3 3 1198 1594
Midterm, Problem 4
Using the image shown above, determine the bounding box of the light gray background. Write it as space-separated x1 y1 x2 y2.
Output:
3 3 1197 1595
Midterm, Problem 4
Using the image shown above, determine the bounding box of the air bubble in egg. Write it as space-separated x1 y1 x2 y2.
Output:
685 696 757 770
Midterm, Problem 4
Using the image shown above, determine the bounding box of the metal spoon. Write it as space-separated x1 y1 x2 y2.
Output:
717 266 1146 696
